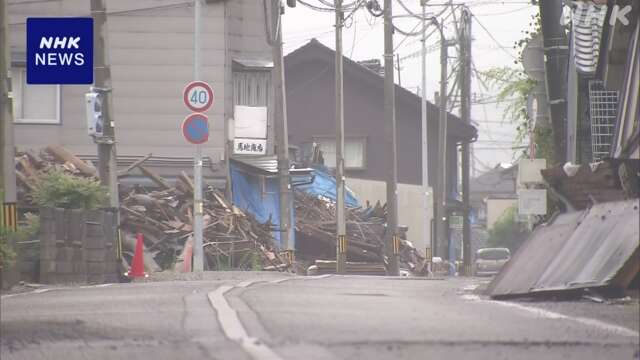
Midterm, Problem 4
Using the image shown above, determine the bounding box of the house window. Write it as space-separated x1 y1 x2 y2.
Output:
316 137 366 170
10 67 60 124
233 71 270 106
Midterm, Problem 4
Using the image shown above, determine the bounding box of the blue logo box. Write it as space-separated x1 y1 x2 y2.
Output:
27 17 93 84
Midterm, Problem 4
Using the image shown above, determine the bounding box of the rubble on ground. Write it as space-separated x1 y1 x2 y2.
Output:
294 191 427 274
15 146 428 275
14 146 288 273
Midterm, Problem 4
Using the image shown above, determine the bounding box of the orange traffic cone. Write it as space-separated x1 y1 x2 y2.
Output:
183 238 193 273
126 233 147 279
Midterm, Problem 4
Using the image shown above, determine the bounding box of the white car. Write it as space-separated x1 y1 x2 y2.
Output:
474 248 511 276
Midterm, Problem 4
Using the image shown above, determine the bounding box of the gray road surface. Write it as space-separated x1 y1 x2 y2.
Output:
1 273 638 360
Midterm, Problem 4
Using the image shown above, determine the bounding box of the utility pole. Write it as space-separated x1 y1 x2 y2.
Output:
420 0 431 264
395 53 402 87
271 0 294 260
435 20 448 260
538 0 568 164
459 7 472 276
1 0 17 203
383 0 399 276
334 0 347 274
90 0 119 212
191 0 204 272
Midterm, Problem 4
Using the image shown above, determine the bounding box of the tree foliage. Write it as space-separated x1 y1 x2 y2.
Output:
481 67 537 143
0 214 39 268
478 10 554 163
487 206 530 253
33 170 107 210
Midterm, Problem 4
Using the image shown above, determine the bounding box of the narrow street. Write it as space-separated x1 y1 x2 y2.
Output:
2 274 638 360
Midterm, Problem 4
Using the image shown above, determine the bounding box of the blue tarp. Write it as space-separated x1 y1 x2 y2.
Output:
230 163 360 248
296 165 360 208
230 164 294 248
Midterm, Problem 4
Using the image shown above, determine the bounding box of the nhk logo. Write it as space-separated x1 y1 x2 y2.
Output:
27 18 93 84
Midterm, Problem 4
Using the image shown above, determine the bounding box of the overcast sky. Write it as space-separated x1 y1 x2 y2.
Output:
281 0 539 175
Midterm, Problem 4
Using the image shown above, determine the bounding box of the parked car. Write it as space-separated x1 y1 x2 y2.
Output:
474 248 511 276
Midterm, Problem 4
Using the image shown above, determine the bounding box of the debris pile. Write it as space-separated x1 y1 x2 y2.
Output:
294 192 427 274
14 146 288 273
15 146 427 275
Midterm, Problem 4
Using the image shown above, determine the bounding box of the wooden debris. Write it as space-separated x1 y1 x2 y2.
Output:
294 191 426 274
118 153 152 177
178 171 195 194
137 165 172 190
14 146 289 273
45 145 97 177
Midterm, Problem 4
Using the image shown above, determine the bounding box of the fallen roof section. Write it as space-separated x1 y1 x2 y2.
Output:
488 198 639 299
541 159 640 210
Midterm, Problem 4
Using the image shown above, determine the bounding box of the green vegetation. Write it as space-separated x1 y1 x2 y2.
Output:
0 213 40 268
479 11 554 163
0 225 16 268
33 170 107 210
487 206 530 253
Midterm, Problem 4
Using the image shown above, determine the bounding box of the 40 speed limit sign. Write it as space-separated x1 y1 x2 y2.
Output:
183 81 214 112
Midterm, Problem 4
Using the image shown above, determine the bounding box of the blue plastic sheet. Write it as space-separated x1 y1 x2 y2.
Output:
295 165 360 208
230 164 294 248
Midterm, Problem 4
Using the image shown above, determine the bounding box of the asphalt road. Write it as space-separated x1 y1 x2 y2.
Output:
1 273 639 360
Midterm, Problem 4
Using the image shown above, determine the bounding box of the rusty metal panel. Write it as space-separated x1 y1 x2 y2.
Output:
532 199 639 292
489 199 640 299
487 210 584 298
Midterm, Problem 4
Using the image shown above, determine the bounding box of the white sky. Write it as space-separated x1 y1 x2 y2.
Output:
281 0 539 175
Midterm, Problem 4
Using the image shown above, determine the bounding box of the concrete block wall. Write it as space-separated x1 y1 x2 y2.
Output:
39 208 119 284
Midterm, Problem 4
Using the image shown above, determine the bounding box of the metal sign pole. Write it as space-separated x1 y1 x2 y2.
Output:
420 0 431 267
335 0 347 274
192 0 204 272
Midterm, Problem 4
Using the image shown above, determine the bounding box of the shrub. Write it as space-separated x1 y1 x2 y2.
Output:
487 206 530 253
33 170 107 210
0 224 16 268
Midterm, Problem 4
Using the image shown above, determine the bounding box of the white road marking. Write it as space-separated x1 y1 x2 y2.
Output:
462 284 479 291
80 283 114 289
461 293 640 338
207 275 334 359
269 274 332 284
208 282 283 360
2 283 115 300
237 280 260 288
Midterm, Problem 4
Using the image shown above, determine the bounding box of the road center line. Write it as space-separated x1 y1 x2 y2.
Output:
207 282 283 360
462 294 639 338
206 275 334 359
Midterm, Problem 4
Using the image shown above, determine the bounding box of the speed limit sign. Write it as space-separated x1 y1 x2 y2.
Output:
183 81 214 112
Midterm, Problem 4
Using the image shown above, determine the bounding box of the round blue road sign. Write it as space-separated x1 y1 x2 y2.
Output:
182 113 209 144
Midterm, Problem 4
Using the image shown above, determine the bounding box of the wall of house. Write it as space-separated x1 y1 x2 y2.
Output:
225 0 273 154
347 177 433 256
486 198 517 230
9 0 270 173
285 54 461 188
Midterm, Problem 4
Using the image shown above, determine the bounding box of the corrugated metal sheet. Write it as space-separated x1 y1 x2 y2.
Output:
486 211 585 298
533 199 639 292
488 199 640 299
230 156 312 175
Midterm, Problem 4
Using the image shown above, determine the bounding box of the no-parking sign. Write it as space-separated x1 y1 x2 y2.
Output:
182 113 209 144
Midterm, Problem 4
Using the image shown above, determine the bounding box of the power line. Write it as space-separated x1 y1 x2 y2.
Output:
473 5 533 16
469 11 518 60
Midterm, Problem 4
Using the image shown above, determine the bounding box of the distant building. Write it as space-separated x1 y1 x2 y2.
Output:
470 164 518 229
284 39 477 257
